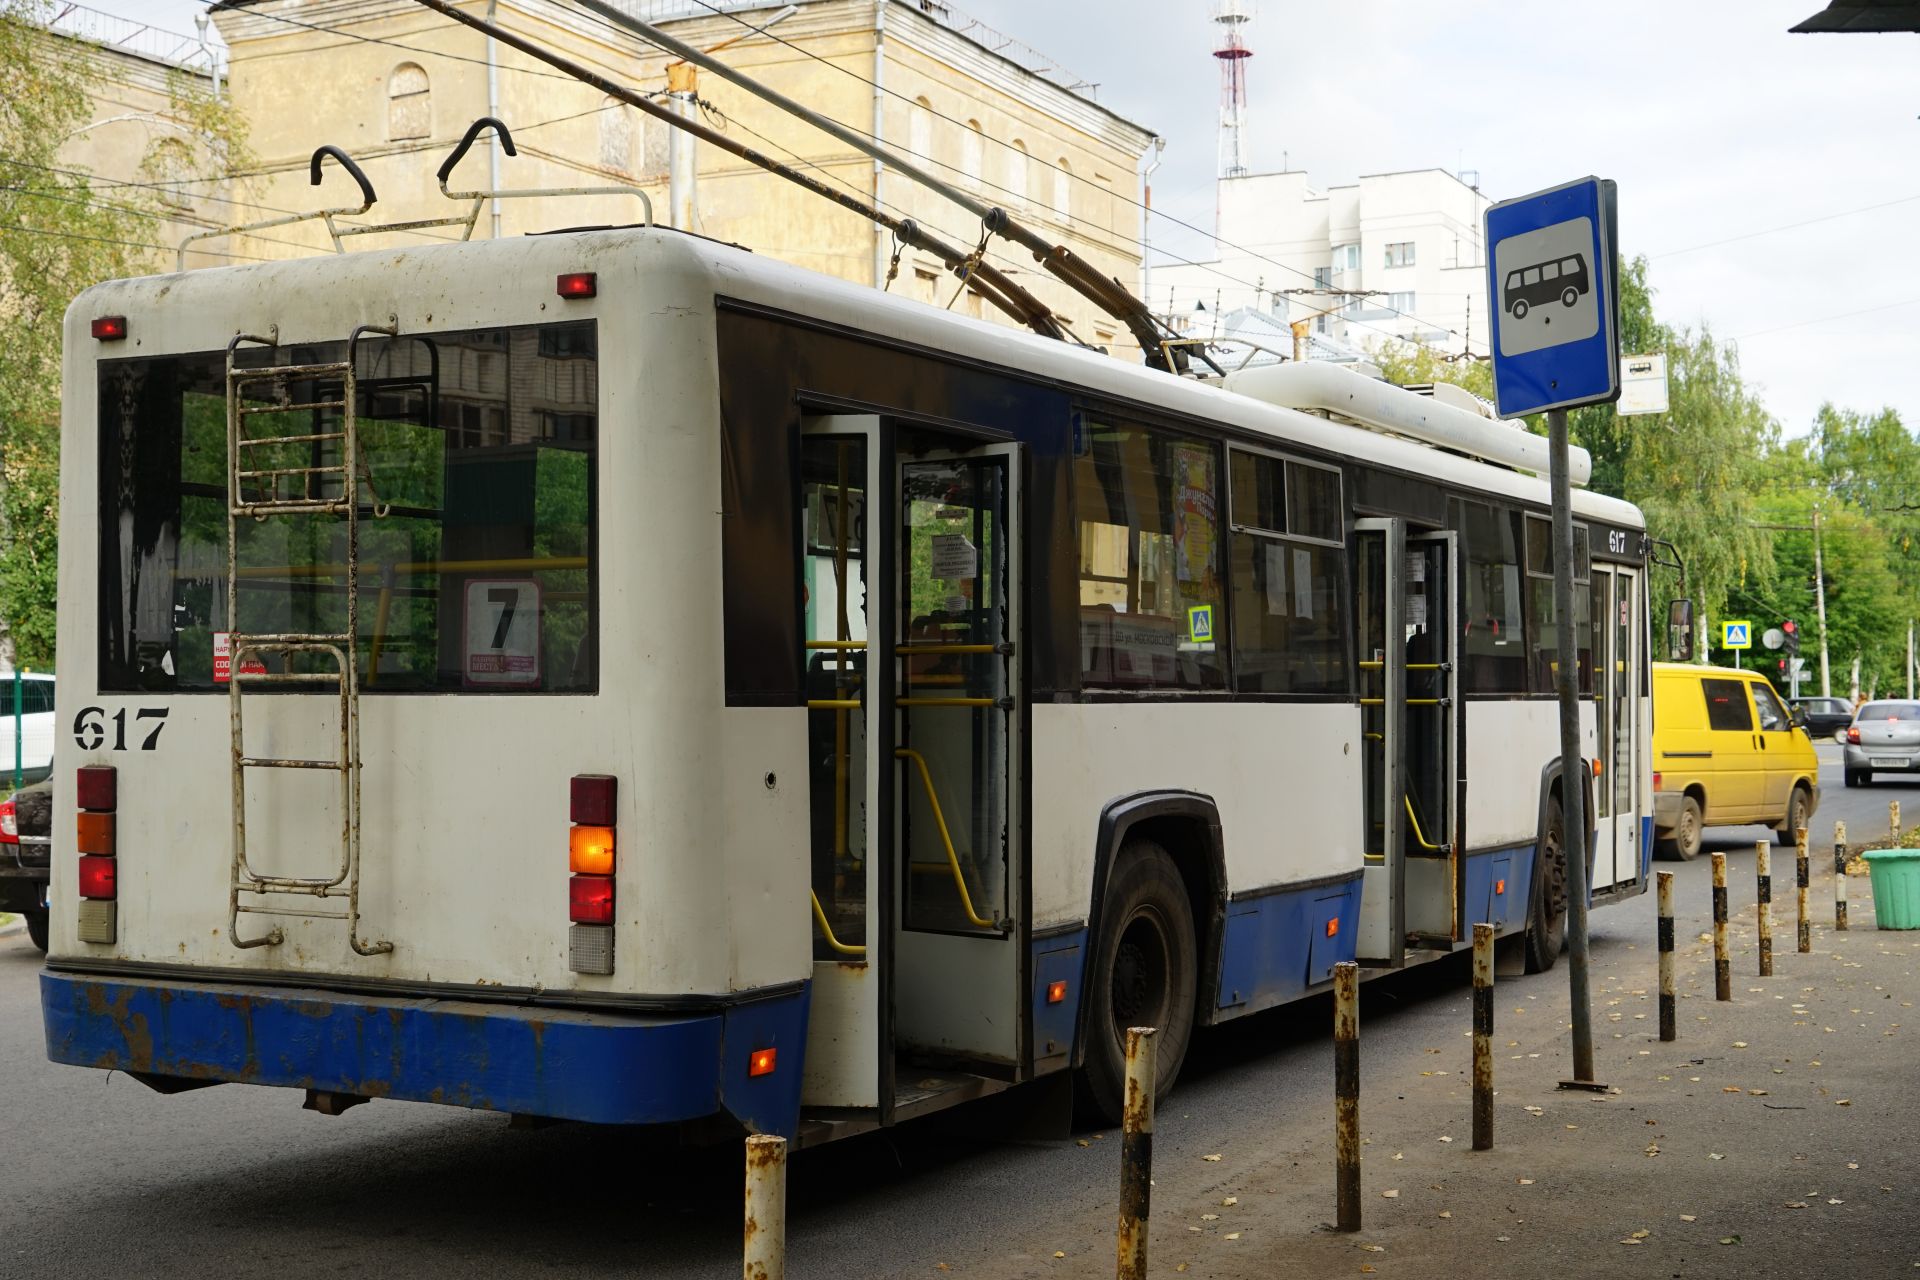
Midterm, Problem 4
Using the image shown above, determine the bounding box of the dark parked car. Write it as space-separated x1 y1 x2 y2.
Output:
1 778 50 952
1790 696 1853 740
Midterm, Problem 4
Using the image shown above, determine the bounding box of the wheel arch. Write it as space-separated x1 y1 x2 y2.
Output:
1528 759 1596 926
1073 790 1227 1067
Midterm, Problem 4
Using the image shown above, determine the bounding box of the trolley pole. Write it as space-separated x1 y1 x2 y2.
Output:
743 1134 786 1280
1712 853 1731 1001
1471 923 1494 1151
1796 827 1811 954
1755 841 1773 978
1547 407 1600 1090
1835 821 1850 932
1333 961 1361 1232
1656 871 1676 1041
1116 1026 1156 1280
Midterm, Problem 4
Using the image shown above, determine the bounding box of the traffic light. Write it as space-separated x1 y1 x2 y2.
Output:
1778 658 1788 674
1782 619 1800 655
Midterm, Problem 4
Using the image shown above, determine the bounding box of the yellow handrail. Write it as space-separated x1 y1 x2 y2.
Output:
895 747 996 929
896 643 999 655
1357 661 1446 671
1360 698 1444 707
1404 795 1449 853
810 890 866 957
896 696 997 708
807 699 862 710
806 640 867 650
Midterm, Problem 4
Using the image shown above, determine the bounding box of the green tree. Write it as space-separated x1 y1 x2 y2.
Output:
0 2 249 668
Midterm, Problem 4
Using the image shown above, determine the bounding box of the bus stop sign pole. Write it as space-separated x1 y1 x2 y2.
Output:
1484 176 1621 1092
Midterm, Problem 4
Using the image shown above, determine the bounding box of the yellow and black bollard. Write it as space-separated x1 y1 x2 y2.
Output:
744 1134 787 1280
1755 840 1773 978
1835 821 1850 932
1712 852 1731 1001
1892 800 1902 849
1116 1025 1155 1280
1472 923 1494 1151
1334 960 1361 1232
1796 827 1811 954
1657 871 1676 1042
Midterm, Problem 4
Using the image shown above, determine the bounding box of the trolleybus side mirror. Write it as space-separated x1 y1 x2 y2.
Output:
1667 599 1694 662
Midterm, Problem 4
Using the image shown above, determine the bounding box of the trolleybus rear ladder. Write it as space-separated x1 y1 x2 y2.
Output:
223 324 394 956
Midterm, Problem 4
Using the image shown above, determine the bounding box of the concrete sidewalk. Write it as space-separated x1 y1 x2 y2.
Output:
983 871 1920 1279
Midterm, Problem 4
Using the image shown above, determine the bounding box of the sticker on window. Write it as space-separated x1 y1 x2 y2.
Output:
464 579 543 688
930 533 978 581
212 632 267 684
1187 604 1214 643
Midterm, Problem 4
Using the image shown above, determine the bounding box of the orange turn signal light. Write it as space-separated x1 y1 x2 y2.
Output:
569 825 615 875
1325 916 1339 938
1047 980 1068 1004
749 1047 777 1077
76 811 116 856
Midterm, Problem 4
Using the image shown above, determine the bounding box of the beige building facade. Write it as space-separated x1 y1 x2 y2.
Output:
209 0 1157 348
37 5 233 271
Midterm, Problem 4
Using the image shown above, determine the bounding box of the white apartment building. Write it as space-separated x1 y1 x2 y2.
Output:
1157 167 1493 360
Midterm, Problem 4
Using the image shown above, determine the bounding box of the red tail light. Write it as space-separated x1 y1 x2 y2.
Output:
91 315 127 341
569 874 614 925
76 765 116 812
1651 771 1662 792
556 271 597 299
78 855 116 900
0 799 16 845
1848 727 1861 744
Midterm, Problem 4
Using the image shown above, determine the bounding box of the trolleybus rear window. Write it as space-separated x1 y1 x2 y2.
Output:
96 322 597 693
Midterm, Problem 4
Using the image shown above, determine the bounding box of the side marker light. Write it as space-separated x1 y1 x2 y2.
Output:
1495 878 1507 896
1046 980 1067 1004
749 1047 777 1077
1325 917 1339 938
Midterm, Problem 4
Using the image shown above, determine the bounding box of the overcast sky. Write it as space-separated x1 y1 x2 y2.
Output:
99 0 1920 435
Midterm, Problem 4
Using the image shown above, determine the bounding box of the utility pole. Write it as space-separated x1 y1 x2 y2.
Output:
1813 505 1831 697
667 62 698 231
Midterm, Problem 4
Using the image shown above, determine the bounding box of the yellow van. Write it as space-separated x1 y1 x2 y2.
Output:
1651 663 1819 859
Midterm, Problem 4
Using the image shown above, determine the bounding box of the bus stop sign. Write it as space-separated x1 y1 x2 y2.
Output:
1484 177 1621 419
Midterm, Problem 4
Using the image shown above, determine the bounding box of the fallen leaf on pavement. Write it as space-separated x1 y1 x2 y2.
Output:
1202 1153 1222 1161
1785 1202 1808 1209
1631 1230 1650 1239
1225 1232 1241 1241
1053 1252 1065 1259
1680 1215 1697 1222
1222 1196 1238 1206
1438 1135 1454 1143
1381 1189 1399 1199
1720 1236 1741 1246
1709 1153 1726 1160
1200 1213 1218 1221
1523 1105 1545 1115
1438 1211 1453 1219
1837 1099 1853 1107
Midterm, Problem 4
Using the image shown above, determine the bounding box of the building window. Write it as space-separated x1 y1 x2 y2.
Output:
1335 243 1360 272
1313 265 1331 290
1075 421 1226 691
961 119 983 184
144 137 195 210
909 96 932 160
1051 157 1071 221
1384 241 1415 267
1008 138 1029 205
387 63 431 141
598 97 634 174
1387 291 1416 314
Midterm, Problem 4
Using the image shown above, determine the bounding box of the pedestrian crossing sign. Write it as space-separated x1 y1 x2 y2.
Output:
1722 620 1751 650
1188 604 1214 643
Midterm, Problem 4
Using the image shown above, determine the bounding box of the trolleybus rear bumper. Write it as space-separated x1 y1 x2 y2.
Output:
40 969 809 1137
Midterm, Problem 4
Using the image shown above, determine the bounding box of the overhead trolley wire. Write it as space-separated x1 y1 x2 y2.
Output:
662 0 1470 344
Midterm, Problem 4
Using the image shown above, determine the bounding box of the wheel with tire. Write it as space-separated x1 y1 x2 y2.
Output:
1079 839 1198 1125
1511 299 1530 321
1561 286 1580 308
1776 786 1811 846
1659 795 1704 862
1525 792 1569 973
25 908 48 953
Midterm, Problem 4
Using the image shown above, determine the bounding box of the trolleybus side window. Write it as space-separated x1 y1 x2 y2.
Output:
1523 513 1594 695
1453 497 1527 695
96 322 598 693
1074 420 1226 691
1226 448 1351 695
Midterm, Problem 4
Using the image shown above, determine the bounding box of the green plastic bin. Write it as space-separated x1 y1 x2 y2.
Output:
1863 849 1920 930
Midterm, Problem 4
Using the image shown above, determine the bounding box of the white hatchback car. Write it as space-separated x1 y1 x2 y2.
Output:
0 672 55 786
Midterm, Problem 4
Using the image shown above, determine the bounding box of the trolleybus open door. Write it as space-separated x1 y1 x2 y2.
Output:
1354 520 1463 964
799 416 1026 1123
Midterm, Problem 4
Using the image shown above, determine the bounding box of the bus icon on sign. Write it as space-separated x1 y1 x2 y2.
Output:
1504 254 1590 321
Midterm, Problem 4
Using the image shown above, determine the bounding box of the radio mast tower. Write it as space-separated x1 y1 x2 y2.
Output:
1213 0 1253 178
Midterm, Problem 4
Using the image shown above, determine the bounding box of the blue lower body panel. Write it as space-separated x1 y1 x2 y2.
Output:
41 971 810 1137
1463 844 1534 933
1215 873 1363 1016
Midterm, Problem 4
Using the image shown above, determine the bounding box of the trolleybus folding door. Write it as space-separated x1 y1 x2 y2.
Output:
1354 518 1406 965
799 416 885 1111
1592 566 1643 887
891 438 1024 1079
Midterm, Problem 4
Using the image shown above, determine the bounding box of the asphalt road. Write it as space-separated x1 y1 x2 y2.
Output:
1 741 1913 1278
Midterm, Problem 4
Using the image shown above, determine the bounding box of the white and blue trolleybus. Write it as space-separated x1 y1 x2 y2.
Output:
41 216 1652 1141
